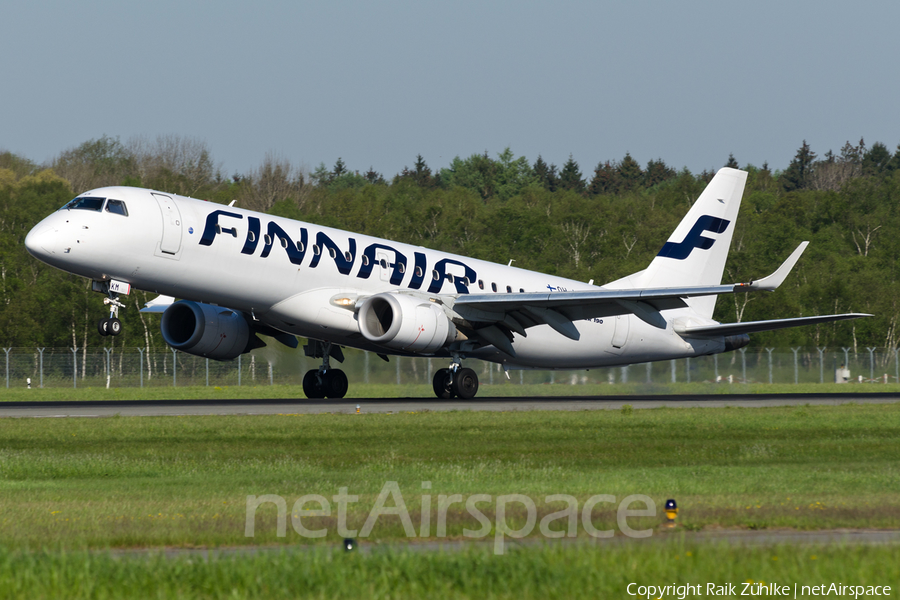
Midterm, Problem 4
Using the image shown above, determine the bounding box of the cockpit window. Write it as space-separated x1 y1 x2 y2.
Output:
105 199 128 216
63 196 105 211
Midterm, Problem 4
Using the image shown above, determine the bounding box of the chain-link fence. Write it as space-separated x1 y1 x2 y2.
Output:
1 346 898 390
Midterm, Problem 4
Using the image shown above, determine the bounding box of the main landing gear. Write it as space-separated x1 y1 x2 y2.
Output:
432 355 479 400
302 341 348 399
98 292 125 337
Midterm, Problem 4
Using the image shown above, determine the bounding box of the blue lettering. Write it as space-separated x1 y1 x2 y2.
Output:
241 216 261 255
357 243 407 285
199 210 243 246
408 252 427 290
199 213 481 295
309 232 356 275
427 258 476 294
260 222 307 266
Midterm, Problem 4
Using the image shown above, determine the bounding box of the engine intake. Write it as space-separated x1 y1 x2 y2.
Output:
160 301 250 359
358 293 455 354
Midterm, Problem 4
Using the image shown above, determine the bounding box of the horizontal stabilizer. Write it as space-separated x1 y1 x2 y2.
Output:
676 313 871 337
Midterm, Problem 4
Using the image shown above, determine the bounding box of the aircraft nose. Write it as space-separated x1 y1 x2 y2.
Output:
24 222 58 259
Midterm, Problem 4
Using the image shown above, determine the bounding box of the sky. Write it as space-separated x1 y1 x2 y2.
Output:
2 1 899 180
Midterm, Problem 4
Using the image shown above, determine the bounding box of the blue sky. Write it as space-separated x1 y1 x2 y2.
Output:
2 1 898 179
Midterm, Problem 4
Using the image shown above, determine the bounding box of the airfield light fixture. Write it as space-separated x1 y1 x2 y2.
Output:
343 538 357 552
664 499 678 526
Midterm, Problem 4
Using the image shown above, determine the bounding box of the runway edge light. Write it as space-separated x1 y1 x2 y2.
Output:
664 499 678 527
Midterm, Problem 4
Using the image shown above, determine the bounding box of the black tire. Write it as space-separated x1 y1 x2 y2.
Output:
302 370 324 399
108 318 123 336
97 318 109 336
432 368 454 399
324 369 349 399
453 367 479 400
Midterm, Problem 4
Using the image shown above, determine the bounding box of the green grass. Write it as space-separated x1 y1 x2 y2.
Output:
1 403 898 550
0 543 896 599
2 381 900 401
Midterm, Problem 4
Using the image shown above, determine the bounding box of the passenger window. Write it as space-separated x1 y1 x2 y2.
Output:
491 283 498 292
506 285 512 293
519 288 525 293
64 196 104 211
478 279 484 290
264 234 272 245
105 199 128 216
281 238 288 248
362 255 370 266
296 241 304 252
415 266 423 277
432 270 440 281
344 251 353 262
398 263 406 274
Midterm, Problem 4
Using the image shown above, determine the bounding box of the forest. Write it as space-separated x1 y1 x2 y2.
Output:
1 135 899 354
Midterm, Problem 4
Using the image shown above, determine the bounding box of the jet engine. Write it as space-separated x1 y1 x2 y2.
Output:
160 301 250 360
357 293 456 354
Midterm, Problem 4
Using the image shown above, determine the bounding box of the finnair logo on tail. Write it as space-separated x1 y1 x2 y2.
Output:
657 215 730 260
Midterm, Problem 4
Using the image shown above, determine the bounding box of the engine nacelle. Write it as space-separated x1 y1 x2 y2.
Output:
160 301 250 360
357 293 456 354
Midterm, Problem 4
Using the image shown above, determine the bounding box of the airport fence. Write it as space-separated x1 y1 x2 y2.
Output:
0 345 898 390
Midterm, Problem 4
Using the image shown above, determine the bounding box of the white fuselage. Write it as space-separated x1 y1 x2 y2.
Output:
25 186 725 369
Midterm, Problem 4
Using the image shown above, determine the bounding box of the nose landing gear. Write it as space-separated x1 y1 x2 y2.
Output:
98 294 125 337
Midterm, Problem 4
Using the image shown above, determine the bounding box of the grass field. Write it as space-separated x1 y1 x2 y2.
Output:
1 543 897 599
1 403 898 550
2 381 900 401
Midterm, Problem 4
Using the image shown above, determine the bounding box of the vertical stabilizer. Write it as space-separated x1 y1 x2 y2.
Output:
609 167 747 318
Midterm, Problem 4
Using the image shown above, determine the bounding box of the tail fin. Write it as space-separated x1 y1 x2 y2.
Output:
609 167 747 318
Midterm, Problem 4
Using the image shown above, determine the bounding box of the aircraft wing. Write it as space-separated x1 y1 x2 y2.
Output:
446 242 868 353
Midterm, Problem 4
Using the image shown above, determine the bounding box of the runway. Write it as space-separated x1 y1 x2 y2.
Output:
0 393 898 418
110 528 900 560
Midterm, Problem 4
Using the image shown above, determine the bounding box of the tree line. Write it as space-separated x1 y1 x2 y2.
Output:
2 135 899 356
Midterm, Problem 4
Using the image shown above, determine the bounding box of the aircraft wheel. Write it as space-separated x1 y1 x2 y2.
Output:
452 367 479 400
97 318 110 336
108 318 123 336
324 369 348 399
302 370 324 399
432 368 454 399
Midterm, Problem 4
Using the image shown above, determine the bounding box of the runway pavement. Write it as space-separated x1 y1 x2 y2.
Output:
0 393 897 418
107 528 900 560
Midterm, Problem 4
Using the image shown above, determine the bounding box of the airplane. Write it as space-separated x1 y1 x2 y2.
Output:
24 167 867 399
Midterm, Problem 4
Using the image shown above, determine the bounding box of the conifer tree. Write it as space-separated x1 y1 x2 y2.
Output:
780 141 817 191
558 154 584 193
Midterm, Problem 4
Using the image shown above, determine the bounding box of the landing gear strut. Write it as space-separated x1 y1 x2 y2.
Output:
432 355 479 400
302 341 348 399
98 292 125 337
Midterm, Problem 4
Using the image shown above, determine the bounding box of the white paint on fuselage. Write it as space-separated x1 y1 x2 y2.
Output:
28 186 721 369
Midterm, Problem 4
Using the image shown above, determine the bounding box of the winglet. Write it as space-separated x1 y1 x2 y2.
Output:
735 242 809 292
